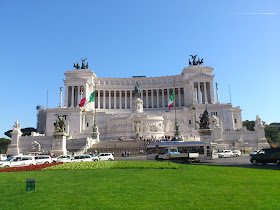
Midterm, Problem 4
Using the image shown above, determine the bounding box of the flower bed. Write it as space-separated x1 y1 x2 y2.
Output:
0 162 63 173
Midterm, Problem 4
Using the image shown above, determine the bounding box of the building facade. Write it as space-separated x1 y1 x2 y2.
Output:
7 60 269 155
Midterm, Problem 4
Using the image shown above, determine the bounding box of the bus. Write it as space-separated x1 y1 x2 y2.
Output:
146 141 218 161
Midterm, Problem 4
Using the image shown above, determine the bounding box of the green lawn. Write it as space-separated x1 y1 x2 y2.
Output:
0 162 279 209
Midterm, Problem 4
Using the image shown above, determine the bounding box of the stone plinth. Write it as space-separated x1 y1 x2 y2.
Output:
199 129 212 142
132 98 143 113
7 129 22 156
52 132 67 155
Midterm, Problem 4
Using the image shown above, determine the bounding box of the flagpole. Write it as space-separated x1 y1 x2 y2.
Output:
95 82 97 123
173 79 180 139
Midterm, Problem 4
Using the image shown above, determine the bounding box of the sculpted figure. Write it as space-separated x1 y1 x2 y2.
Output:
211 115 220 127
134 82 141 99
14 120 21 130
255 115 263 126
81 58 87 69
54 114 66 133
135 121 140 132
190 55 197 65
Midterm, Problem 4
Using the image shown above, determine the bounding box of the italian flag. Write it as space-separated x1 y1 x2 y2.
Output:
79 91 95 107
168 90 174 110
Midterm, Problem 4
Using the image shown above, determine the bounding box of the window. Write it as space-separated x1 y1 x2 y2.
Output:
189 120 191 125
211 112 218 116
234 119 237 123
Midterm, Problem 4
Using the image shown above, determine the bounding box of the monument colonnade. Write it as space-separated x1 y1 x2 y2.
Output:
64 80 214 109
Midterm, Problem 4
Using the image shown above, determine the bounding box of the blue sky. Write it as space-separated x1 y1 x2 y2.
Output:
0 0 279 138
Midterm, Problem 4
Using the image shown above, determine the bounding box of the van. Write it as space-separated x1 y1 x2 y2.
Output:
250 148 280 165
0 155 37 167
35 155 53 164
71 154 93 162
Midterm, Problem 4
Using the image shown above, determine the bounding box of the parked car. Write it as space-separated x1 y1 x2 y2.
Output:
58 155 73 163
0 155 37 167
250 148 280 165
52 155 62 163
35 155 52 164
90 154 99 161
0 154 7 161
277 160 280 169
218 150 233 158
72 154 93 162
250 150 260 157
98 153 114 161
232 150 241 157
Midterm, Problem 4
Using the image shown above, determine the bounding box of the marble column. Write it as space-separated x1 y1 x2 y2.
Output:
198 83 201 104
98 90 100 109
167 88 170 106
162 89 164 108
151 89 154 108
71 86 74 107
114 90 116 109
204 83 208 104
125 90 127 109
103 90 106 109
178 87 181 107
130 90 132 109
120 91 122 109
146 90 149 108
210 82 214 104
109 90 111 109
59 87 63 108
157 89 159 108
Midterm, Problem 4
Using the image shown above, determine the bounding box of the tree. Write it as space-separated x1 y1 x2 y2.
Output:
242 120 255 131
4 127 37 138
264 125 280 145
0 138 11 154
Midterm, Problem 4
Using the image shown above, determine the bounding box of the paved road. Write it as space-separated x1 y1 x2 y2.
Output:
115 155 280 170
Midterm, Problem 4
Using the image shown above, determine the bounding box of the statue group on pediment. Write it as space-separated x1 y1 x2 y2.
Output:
54 114 66 133
189 55 204 66
197 109 210 129
74 58 89 69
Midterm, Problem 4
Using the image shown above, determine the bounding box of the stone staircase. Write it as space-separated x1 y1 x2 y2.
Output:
88 139 146 156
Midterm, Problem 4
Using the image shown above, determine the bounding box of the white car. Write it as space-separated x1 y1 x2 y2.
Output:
72 154 93 162
0 155 37 167
98 153 114 161
218 150 233 158
58 155 73 163
35 155 53 164
232 150 241 157
90 154 99 161
250 150 260 157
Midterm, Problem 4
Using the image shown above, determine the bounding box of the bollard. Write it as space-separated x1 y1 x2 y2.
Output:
26 178 36 192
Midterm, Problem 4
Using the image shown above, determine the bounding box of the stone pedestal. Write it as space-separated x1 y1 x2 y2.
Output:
211 127 222 142
52 132 67 155
199 129 212 142
132 98 143 113
7 129 22 156
254 124 270 149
